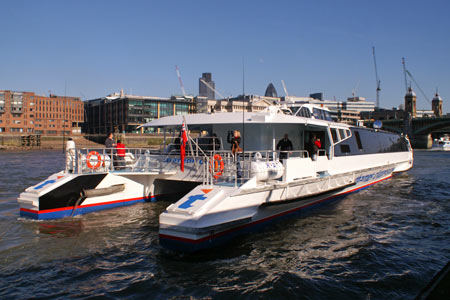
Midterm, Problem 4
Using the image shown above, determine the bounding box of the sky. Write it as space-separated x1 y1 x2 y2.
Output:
1 0 449 113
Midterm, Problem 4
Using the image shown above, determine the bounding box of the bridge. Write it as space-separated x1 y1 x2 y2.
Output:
365 117 450 148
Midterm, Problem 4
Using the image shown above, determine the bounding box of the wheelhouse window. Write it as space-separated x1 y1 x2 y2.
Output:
297 107 311 118
331 128 338 143
339 129 345 140
313 108 321 119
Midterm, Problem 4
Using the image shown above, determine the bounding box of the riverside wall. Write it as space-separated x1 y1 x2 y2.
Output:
0 134 163 150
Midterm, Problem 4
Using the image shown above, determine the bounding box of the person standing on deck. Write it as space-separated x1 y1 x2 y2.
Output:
66 137 76 173
116 140 126 170
277 134 293 160
306 134 319 160
105 133 117 169
228 130 242 178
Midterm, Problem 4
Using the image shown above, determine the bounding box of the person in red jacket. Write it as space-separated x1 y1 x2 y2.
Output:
116 140 126 170
314 138 322 149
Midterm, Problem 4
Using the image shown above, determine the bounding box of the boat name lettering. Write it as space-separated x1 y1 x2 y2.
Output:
163 158 204 164
356 168 394 183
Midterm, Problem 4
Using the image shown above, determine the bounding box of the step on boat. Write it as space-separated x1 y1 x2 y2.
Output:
139 105 414 252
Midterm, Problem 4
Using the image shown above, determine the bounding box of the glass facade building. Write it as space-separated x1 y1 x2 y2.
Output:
84 93 195 134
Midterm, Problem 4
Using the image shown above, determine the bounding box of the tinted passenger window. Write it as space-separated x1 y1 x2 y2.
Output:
339 129 345 140
340 144 351 153
354 131 363 150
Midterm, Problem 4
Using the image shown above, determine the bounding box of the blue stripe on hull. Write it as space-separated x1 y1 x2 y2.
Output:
20 197 154 220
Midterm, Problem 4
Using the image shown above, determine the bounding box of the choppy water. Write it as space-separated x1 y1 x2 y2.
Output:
0 150 449 299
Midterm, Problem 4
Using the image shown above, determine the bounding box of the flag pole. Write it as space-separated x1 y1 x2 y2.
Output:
182 115 197 168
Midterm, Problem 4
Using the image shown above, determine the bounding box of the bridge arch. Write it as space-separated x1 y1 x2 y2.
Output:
413 118 450 135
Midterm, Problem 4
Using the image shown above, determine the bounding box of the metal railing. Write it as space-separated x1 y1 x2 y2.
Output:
65 145 329 187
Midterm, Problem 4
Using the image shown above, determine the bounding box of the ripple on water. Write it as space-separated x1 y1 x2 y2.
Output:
0 150 449 299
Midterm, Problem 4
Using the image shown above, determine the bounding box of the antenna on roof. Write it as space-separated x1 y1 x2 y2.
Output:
352 80 360 98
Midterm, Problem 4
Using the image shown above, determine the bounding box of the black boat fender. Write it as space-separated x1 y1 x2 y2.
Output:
70 184 125 217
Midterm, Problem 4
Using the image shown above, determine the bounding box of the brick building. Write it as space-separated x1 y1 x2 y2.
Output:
0 90 84 135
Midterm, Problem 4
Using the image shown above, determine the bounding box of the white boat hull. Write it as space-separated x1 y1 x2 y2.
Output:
159 153 412 252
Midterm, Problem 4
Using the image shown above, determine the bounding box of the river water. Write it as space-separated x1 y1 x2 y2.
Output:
0 150 449 299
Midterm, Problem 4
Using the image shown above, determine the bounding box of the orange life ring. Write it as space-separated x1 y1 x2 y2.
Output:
86 151 102 169
210 154 224 179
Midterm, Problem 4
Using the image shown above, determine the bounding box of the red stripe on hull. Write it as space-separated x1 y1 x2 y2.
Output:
20 194 157 215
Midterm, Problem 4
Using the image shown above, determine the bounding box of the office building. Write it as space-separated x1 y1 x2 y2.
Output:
84 91 195 134
199 73 215 99
0 90 83 135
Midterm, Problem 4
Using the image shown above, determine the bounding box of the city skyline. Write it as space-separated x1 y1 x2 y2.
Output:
1 0 449 113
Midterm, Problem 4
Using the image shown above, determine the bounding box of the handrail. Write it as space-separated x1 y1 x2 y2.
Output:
65 147 329 187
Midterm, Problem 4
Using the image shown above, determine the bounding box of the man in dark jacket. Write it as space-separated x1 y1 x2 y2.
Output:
277 134 293 160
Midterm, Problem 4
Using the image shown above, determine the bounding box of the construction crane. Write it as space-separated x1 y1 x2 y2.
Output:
200 78 226 99
281 80 289 97
406 69 431 104
372 47 381 109
401 57 408 93
175 65 187 97
402 58 431 104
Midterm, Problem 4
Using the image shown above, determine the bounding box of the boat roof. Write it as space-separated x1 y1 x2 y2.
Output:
141 108 349 129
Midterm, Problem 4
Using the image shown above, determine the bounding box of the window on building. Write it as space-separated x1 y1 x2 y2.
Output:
159 102 173 117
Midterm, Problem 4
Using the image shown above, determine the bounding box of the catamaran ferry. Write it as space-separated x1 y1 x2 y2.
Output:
431 136 450 151
18 104 413 252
